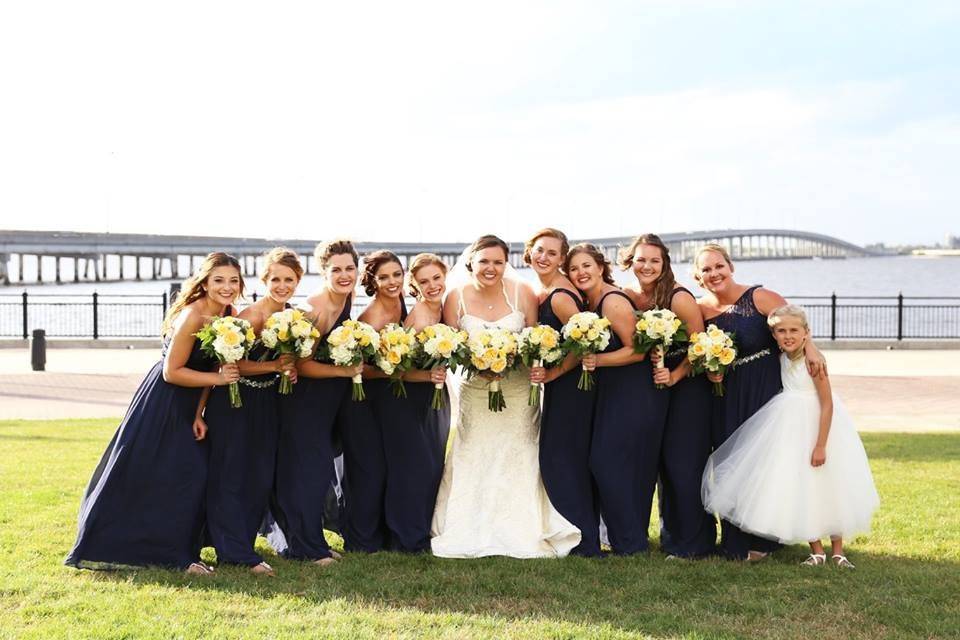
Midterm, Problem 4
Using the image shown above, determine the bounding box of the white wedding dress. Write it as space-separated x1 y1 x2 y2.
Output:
430 287 581 558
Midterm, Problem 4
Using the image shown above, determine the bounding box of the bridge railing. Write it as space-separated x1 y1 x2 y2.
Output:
1 293 958 341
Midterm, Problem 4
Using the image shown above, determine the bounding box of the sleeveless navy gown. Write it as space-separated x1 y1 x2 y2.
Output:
590 291 669 555
205 340 280 566
539 288 601 557
266 297 352 560
65 338 215 569
657 287 717 557
709 285 783 559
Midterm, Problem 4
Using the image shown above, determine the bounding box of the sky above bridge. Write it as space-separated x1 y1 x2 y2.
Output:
1 1 957 246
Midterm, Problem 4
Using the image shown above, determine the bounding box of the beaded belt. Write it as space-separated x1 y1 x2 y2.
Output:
239 375 279 389
665 346 687 359
731 348 772 368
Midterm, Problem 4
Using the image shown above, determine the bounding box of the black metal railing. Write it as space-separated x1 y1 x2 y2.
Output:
1 292 958 340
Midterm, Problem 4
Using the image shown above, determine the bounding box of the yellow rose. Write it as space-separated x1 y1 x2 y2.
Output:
359 335 371 347
637 319 648 331
471 356 485 369
278 328 289 341
246 328 256 343
222 330 241 347
691 343 706 357
570 328 583 340
710 343 724 357
490 358 507 373
719 348 735 366
541 332 557 349
436 339 453 356
587 329 599 341
387 350 402 365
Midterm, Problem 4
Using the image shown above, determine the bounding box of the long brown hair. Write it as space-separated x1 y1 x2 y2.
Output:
161 252 243 336
619 234 676 309
564 243 615 285
406 253 448 299
360 250 403 296
260 247 304 282
522 228 569 266
465 235 510 272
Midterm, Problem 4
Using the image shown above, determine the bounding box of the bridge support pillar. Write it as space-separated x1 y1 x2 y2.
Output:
36 255 43 283
99 254 107 280
152 258 159 280
136 257 142 280
74 257 81 282
0 254 8 285
118 256 125 280
55 257 62 283
170 255 179 280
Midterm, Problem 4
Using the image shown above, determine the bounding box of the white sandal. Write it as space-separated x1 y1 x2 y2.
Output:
801 553 826 566
250 561 275 576
185 562 215 575
832 554 855 569
746 550 769 562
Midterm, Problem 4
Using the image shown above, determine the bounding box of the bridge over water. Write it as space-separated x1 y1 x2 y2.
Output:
0 228 880 285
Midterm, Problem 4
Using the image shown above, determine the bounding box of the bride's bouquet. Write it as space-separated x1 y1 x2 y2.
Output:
375 323 418 399
319 319 380 401
518 324 564 406
465 327 519 412
561 312 611 391
415 323 470 410
633 308 688 389
259 308 321 394
687 324 736 397
194 315 256 408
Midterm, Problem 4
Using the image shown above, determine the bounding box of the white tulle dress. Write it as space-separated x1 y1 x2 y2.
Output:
702 353 879 544
430 287 581 558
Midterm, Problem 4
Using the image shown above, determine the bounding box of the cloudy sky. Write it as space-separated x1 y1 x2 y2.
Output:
1 0 957 245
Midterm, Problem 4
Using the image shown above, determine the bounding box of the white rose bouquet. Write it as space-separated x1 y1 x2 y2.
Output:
415 323 470 410
464 327 519 412
633 308 688 389
687 324 737 397
194 315 256 408
375 323 419 399
560 312 611 391
517 324 563 406
318 319 380 401
260 308 321 394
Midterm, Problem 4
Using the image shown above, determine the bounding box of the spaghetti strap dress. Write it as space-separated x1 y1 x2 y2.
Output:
538 288 601 557
589 290 668 555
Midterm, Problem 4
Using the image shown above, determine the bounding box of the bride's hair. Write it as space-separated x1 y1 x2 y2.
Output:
465 235 510 272
406 253 448 299
360 250 403 296
564 243 616 285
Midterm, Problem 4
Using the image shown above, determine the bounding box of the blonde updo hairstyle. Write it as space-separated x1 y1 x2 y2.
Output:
767 304 810 331
692 243 735 286
406 253 448 299
259 247 304 283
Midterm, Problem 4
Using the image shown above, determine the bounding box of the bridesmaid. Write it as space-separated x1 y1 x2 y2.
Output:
65 252 243 574
202 247 302 576
377 252 452 552
694 243 826 561
620 234 716 558
339 250 407 552
525 229 601 558
268 240 361 566
567 243 667 555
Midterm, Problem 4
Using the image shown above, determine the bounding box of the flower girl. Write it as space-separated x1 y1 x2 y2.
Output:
702 305 879 568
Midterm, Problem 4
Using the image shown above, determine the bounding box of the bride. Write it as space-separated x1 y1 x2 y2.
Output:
430 235 581 558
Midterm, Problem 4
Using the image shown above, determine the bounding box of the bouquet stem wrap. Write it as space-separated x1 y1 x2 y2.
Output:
529 358 542 406
653 345 666 390
228 380 242 408
432 381 445 410
278 371 293 395
488 379 506 412
352 372 365 401
579 361 594 391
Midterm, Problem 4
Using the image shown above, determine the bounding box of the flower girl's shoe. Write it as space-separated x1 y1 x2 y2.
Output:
832 555 855 569
801 553 826 566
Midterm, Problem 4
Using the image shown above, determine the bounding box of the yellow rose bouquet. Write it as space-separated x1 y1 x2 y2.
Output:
415 323 470 410
318 319 380 401
687 323 737 397
633 308 688 389
375 323 419 399
194 315 256 408
561 312 612 391
464 327 519 412
260 308 321 395
518 324 564 406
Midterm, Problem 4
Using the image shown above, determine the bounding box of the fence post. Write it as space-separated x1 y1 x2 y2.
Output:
830 292 837 341
22 291 28 339
252 292 258 302
897 292 904 341
92 292 99 340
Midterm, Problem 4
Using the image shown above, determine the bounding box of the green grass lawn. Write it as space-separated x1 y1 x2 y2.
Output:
1 419 958 639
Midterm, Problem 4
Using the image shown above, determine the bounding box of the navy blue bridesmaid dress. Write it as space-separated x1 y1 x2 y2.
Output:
65 337 216 569
266 296 352 561
338 300 409 552
709 285 783 559
657 286 717 557
538 288 601 557
205 339 280 567
589 290 669 555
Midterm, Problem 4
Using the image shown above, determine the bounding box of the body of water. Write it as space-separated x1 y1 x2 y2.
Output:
5 255 958 298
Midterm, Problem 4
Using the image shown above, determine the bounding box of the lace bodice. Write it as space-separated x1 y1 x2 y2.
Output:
460 311 525 335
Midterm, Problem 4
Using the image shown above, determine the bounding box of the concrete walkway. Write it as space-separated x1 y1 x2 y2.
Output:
0 349 957 431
